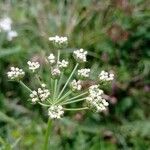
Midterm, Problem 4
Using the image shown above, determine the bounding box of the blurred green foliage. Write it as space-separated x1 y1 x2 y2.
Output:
0 0 149 149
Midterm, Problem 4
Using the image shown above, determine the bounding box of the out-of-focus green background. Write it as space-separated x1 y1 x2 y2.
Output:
0 0 149 149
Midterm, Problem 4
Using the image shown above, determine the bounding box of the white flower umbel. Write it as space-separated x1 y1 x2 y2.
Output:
30 84 50 103
9 36 114 121
7 30 18 41
0 17 12 31
7 67 25 80
30 90 39 103
89 85 103 97
51 67 61 77
48 105 64 119
38 87 50 101
58 60 68 68
70 79 82 91
73 49 87 62
99 70 114 81
78 68 90 78
48 53 55 65
86 85 109 112
27 61 40 72
86 96 109 112
49 35 68 45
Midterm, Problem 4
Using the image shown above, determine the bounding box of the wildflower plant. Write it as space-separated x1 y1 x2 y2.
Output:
7 35 114 149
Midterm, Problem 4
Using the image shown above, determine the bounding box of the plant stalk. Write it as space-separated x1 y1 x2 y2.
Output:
43 119 52 150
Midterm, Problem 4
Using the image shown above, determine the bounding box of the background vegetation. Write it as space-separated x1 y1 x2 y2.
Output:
0 0 149 149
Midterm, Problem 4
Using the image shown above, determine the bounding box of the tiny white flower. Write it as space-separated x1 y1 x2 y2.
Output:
73 48 87 62
30 90 39 103
51 67 61 77
30 84 50 103
7 30 18 41
27 61 40 72
70 79 82 91
37 87 50 101
48 105 64 119
99 70 114 81
58 60 69 68
7 67 25 80
88 85 103 97
49 35 68 45
78 68 90 78
41 83 46 88
0 17 12 31
48 53 55 65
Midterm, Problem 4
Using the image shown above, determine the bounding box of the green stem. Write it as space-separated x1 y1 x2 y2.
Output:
57 63 79 99
64 107 89 111
57 72 63 96
38 102 50 107
50 77 54 93
65 92 88 102
35 74 42 85
19 81 32 92
53 79 58 100
57 50 60 63
61 98 86 105
43 119 52 150
52 50 60 101
54 90 72 104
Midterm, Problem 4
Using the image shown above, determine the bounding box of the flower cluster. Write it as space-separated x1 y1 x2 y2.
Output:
47 53 68 78
48 105 64 119
73 49 87 62
7 67 25 80
37 87 50 101
48 53 55 65
78 68 90 78
8 36 114 119
0 17 18 41
30 84 50 103
29 91 39 103
86 85 109 112
49 35 68 46
58 60 68 68
99 70 114 81
70 80 82 91
51 67 61 77
27 61 40 72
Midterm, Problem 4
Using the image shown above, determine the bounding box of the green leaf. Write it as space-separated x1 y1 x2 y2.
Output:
0 47 22 58
0 111 18 126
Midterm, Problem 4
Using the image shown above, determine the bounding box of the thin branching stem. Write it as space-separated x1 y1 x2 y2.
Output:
57 63 79 99
47 99 52 105
19 81 32 92
57 50 60 63
54 90 72 104
64 107 89 111
35 74 42 85
53 50 60 100
56 72 63 96
53 79 58 100
61 97 86 105
64 91 88 102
